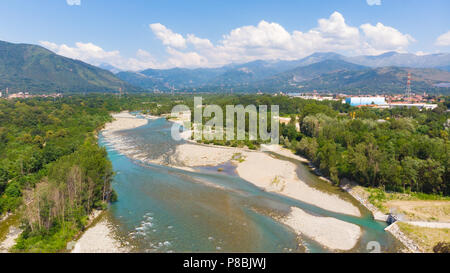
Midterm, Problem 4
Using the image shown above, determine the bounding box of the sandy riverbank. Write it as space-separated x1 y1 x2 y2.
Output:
71 211 129 253
283 207 360 251
235 151 361 217
159 141 360 217
167 142 362 250
102 112 149 135
171 143 240 167
71 220 128 253
163 140 361 216
0 226 21 253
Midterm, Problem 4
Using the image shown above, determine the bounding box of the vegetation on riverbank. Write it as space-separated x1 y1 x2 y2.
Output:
280 100 449 197
364 188 450 216
397 222 450 253
0 97 118 251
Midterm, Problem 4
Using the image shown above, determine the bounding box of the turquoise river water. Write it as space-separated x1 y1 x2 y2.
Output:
99 117 403 253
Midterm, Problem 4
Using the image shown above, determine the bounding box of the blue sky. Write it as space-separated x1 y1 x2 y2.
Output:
0 0 449 70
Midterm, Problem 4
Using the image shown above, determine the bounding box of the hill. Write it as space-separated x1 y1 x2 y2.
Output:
297 67 450 94
117 67 226 91
113 51 450 95
346 52 450 68
0 40 139 93
272 59 367 82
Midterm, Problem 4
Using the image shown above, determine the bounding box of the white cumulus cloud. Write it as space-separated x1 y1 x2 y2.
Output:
66 0 81 6
366 0 381 6
148 11 414 68
435 31 450 46
360 22 415 53
39 41 159 71
40 11 416 70
149 23 187 49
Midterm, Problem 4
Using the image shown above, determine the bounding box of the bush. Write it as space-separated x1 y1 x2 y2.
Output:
433 242 450 253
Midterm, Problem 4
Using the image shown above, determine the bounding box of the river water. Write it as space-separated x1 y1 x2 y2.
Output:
99 117 403 253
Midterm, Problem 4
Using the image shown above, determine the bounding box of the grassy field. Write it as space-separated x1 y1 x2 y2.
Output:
397 222 450 253
364 188 450 221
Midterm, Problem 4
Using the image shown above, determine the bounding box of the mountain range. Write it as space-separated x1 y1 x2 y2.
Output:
0 40 139 94
116 52 450 94
0 39 449 95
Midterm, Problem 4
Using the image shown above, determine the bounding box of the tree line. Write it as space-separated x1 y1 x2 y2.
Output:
281 102 449 196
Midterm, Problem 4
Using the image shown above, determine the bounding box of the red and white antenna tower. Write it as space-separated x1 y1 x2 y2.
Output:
406 72 412 103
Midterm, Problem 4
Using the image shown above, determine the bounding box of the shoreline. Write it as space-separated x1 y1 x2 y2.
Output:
166 143 363 251
0 226 22 253
149 139 362 218
0 213 22 253
234 149 361 217
340 179 389 222
282 207 361 251
102 111 151 135
384 223 422 253
69 111 151 253
264 147 390 222
71 211 130 253
101 113 364 251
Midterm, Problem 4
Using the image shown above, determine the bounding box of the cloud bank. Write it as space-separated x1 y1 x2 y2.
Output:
436 31 450 46
66 0 81 6
39 41 158 71
40 11 415 70
148 11 414 68
366 0 381 6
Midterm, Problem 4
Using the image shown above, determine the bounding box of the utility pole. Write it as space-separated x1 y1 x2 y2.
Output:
406 72 412 103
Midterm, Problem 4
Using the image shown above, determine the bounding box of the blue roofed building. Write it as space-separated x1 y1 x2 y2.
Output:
345 97 386 107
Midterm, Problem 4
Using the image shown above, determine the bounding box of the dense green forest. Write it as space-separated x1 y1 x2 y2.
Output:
0 94 218 251
277 99 449 196
0 93 449 251
149 93 449 196
0 97 115 251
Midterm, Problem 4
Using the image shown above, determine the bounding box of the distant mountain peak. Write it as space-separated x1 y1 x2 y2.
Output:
375 51 401 57
98 63 122 74
309 52 344 58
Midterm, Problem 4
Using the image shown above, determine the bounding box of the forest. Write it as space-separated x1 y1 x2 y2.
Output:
0 94 214 251
0 93 449 251
160 94 449 196
148 93 449 196
279 98 450 196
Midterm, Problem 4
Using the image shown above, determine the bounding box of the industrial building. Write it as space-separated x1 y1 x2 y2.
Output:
344 96 438 110
345 97 387 107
